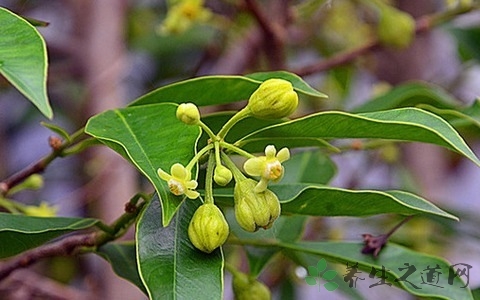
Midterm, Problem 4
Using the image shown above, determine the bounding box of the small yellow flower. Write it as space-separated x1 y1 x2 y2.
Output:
158 163 199 199
243 145 290 193
23 202 58 217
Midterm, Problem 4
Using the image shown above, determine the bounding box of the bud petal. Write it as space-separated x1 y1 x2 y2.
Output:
234 179 281 232
214 165 233 186
176 103 201 125
232 271 271 300
188 203 229 253
247 79 298 119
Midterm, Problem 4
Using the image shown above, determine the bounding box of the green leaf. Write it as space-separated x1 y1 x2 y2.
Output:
85 103 201 226
352 83 458 113
0 7 52 118
227 210 306 277
129 71 326 107
96 242 146 294
322 269 338 281
282 241 474 300
238 108 480 167
136 195 223 300
0 213 99 258
279 150 337 185
215 184 458 220
41 122 71 142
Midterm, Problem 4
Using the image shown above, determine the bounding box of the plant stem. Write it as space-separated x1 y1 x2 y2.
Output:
204 151 216 204
220 141 255 159
221 152 247 182
198 121 217 141
186 144 214 171
217 107 251 139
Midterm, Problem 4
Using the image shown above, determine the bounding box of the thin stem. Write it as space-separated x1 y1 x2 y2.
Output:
385 215 414 238
220 142 255 159
214 141 223 167
198 121 217 141
204 151 216 204
186 144 214 171
217 107 251 139
221 152 246 182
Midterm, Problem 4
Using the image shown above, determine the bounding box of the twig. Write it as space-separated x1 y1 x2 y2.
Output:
0 197 146 281
292 5 475 76
0 129 92 197
0 233 97 281
243 0 288 69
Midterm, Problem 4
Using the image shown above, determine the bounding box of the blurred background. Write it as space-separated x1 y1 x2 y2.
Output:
0 0 479 299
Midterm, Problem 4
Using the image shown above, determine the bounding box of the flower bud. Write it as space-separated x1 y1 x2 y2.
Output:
214 165 233 186
247 79 298 119
234 179 281 232
188 203 229 253
377 7 415 49
232 271 271 300
23 202 58 217
176 103 200 125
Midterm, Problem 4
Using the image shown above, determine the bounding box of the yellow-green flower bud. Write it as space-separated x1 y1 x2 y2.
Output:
23 202 58 217
232 271 271 300
247 79 298 119
188 203 229 253
214 165 233 186
176 103 200 125
377 7 415 49
234 179 281 232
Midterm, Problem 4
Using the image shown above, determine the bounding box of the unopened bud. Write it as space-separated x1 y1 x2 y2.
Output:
377 7 415 49
234 179 281 232
247 79 298 119
232 271 271 300
176 103 201 125
214 165 233 186
188 203 229 253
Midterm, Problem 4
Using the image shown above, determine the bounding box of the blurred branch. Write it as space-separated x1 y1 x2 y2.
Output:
293 4 476 76
0 196 147 281
0 129 94 197
243 0 289 69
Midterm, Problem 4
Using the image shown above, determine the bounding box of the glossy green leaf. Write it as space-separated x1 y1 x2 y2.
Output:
136 195 223 300
0 213 99 258
85 103 201 226
227 211 306 276
129 71 326 107
96 242 146 294
282 241 473 300
417 102 480 133
279 150 337 185
238 108 480 166
0 7 51 118
41 122 71 142
215 184 458 220
352 83 458 113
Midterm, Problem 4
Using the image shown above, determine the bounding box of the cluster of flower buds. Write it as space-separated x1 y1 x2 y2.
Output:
158 78 298 252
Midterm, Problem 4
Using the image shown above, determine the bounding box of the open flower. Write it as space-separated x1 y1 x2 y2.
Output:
157 163 199 199
243 145 290 193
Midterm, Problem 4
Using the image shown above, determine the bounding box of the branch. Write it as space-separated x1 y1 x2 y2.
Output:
0 233 97 281
243 0 289 69
0 196 147 281
0 129 93 197
292 4 475 76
